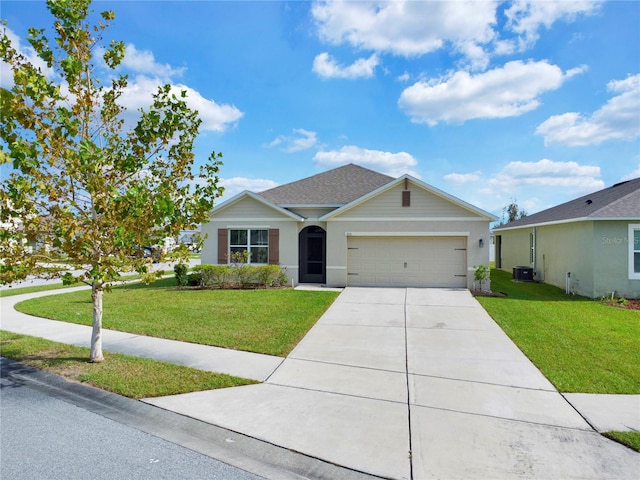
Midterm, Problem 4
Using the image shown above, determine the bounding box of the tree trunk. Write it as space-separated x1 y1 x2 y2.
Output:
90 281 105 362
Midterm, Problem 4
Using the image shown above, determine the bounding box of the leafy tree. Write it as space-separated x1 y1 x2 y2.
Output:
497 198 527 226
0 0 223 362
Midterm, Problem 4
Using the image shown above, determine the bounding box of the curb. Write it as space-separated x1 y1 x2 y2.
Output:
0 358 380 480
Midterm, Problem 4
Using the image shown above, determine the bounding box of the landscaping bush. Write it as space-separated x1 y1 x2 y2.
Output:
191 264 289 289
235 264 257 288
174 263 189 287
193 265 232 288
256 265 288 287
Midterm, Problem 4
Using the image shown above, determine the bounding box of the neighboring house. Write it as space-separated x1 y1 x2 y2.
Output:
493 178 640 299
202 164 496 289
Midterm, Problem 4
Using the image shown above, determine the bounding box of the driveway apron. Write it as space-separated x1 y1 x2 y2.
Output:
145 288 640 480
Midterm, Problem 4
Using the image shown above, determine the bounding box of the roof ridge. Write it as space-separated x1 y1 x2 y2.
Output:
258 163 395 205
495 177 640 228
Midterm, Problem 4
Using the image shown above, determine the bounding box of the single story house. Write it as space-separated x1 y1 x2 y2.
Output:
493 177 640 299
202 164 496 289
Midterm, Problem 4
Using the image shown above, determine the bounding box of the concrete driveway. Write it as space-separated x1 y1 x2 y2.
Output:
146 287 640 479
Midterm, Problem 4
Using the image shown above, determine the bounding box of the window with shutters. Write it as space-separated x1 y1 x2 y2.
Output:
229 229 269 264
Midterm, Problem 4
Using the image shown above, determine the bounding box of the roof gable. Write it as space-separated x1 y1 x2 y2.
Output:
210 191 303 221
258 163 393 206
495 177 640 230
321 175 497 221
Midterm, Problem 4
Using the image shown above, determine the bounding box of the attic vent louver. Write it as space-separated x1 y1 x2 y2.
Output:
402 190 411 207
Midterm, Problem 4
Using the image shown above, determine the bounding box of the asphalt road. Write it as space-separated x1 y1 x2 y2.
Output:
0 365 263 480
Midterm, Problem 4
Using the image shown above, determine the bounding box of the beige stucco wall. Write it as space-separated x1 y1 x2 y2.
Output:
593 221 640 299
497 220 639 299
534 222 595 296
496 228 532 274
325 219 491 289
336 182 474 219
201 196 301 284
203 182 494 289
323 182 492 288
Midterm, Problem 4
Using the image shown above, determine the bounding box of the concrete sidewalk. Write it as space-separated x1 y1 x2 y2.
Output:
2 287 639 479
0 288 282 381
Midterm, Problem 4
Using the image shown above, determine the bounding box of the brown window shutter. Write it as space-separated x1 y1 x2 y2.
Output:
268 229 279 264
402 190 411 207
217 228 228 264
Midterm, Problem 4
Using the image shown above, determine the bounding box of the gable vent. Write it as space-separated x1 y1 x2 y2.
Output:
402 190 411 207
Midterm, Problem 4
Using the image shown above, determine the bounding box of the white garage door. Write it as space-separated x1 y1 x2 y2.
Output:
347 236 467 288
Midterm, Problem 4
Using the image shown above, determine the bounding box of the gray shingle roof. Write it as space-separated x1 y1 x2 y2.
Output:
258 163 394 205
495 177 640 229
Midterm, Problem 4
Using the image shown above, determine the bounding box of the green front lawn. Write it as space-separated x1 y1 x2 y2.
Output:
0 331 256 399
476 269 640 394
15 278 339 357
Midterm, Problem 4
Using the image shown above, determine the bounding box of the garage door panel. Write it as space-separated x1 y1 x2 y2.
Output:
347 237 467 288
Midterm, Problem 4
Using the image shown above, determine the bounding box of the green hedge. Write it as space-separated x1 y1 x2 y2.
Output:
189 264 288 289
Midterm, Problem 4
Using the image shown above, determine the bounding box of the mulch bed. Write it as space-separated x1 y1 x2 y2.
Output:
605 298 640 311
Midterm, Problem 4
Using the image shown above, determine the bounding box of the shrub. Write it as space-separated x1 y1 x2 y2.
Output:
193 265 232 288
234 264 256 288
187 273 202 287
256 265 284 287
174 263 189 287
191 264 289 289
473 264 490 291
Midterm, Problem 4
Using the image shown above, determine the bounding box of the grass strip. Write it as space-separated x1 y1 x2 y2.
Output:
0 282 78 297
0 330 256 399
602 431 640 452
476 269 640 394
15 278 339 357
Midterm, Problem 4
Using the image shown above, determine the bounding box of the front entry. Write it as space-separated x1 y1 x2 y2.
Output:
299 226 326 283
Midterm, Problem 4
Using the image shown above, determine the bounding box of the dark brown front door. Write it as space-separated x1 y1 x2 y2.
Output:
299 226 326 283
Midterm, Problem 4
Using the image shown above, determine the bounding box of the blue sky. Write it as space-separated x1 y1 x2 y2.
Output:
2 0 639 220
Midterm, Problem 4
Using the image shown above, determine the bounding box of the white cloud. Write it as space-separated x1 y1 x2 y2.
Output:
219 177 279 201
504 0 603 50
119 76 243 132
488 159 603 193
312 0 497 65
312 52 379 79
268 129 318 152
121 44 186 80
536 74 640 146
313 145 419 177
398 60 585 125
0 26 55 88
444 171 482 184
1 28 242 133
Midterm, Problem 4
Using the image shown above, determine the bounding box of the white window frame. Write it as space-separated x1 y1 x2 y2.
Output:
629 224 640 280
229 228 269 264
